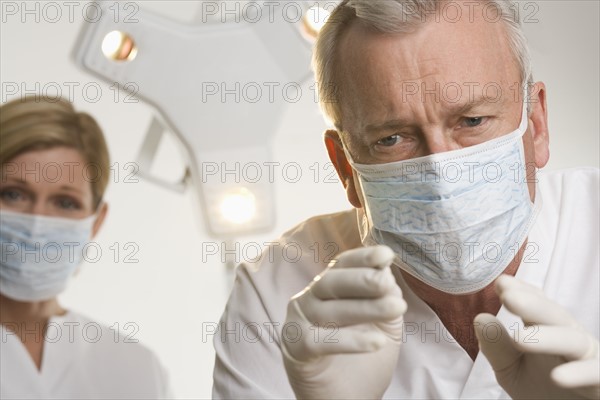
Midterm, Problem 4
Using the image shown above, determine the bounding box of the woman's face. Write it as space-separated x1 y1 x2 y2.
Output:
0 146 96 218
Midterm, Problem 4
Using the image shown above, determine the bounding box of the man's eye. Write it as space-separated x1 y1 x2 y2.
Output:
464 117 484 127
376 134 401 147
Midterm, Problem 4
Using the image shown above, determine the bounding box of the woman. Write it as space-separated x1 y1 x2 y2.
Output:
0 96 171 399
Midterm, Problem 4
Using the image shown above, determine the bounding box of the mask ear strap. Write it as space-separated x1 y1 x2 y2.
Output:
93 200 105 214
325 134 354 182
517 87 530 135
340 141 357 166
339 144 355 179
89 201 109 239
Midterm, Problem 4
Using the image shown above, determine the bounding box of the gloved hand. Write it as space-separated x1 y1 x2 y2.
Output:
475 274 600 400
282 245 406 399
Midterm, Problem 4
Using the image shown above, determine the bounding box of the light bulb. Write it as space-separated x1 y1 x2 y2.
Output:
219 188 256 224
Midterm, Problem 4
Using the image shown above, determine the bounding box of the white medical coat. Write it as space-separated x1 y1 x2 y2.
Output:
212 168 600 399
1 310 171 399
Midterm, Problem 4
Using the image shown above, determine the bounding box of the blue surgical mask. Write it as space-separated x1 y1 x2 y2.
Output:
345 98 539 294
0 210 96 301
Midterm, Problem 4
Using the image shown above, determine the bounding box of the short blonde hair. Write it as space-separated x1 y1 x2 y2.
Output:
0 96 110 208
313 0 533 129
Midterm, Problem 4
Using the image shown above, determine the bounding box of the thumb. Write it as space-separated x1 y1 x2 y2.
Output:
474 313 521 372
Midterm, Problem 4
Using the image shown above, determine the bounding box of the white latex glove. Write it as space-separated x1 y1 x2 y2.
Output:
282 245 406 399
475 275 600 400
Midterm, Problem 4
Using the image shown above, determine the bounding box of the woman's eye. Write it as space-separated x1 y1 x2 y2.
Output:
0 188 26 202
376 134 401 147
463 117 485 128
56 197 81 210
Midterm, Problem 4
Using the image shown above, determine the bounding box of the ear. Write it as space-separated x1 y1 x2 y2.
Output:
324 130 362 208
91 202 108 238
528 81 550 168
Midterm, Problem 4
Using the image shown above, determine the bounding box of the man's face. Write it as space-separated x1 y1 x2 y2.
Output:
328 1 549 207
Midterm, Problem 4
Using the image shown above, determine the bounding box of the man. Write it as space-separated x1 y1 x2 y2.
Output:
213 0 600 398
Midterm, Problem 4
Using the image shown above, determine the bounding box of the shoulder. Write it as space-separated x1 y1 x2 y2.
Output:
269 208 362 266
66 311 168 375
36 310 173 398
236 209 361 295
535 167 599 242
222 209 361 329
534 168 599 336
536 167 599 232
279 209 362 245
213 211 360 399
538 167 599 205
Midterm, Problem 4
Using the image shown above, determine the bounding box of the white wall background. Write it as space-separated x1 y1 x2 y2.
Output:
1 1 598 398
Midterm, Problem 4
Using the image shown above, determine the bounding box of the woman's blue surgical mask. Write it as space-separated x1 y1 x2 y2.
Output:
345 97 539 294
0 210 96 301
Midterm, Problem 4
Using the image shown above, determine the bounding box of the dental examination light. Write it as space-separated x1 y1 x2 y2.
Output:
72 1 336 238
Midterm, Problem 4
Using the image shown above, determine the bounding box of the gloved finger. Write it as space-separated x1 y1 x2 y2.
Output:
298 293 406 327
474 313 522 372
551 358 600 391
310 266 400 300
495 275 577 327
512 325 598 361
284 324 392 362
329 245 394 270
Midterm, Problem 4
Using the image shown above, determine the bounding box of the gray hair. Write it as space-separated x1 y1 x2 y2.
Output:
313 0 533 128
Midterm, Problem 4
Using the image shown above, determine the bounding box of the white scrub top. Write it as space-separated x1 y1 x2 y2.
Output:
1 310 171 399
212 168 600 399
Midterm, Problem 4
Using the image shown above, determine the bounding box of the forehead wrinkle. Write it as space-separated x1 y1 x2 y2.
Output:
338 32 451 132
336 5 521 141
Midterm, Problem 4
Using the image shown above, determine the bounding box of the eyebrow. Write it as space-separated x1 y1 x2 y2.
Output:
57 185 84 195
446 96 502 116
362 96 503 133
1 177 84 195
0 176 28 185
